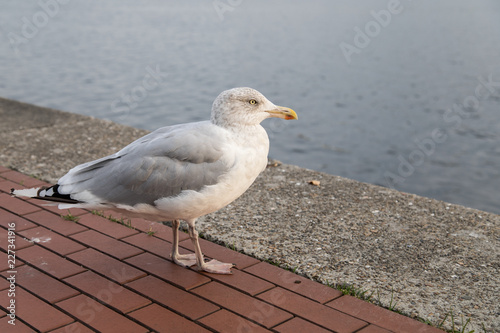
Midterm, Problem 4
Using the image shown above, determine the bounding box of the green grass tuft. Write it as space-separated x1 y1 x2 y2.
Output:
146 226 156 236
91 210 135 230
60 211 79 222
332 282 374 301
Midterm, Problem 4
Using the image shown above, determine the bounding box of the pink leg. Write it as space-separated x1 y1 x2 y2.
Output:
186 219 234 274
170 219 196 267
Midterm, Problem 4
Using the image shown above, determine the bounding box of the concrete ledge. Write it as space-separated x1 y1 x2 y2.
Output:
1 97 498 331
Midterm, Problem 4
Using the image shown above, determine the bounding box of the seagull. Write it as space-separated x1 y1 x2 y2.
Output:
12 87 297 274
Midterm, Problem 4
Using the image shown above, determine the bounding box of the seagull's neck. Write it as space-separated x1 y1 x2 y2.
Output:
214 121 263 134
211 120 268 145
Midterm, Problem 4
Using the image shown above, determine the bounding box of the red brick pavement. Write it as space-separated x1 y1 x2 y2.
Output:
0 166 443 332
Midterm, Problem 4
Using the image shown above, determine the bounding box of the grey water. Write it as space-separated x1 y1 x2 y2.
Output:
1 0 499 214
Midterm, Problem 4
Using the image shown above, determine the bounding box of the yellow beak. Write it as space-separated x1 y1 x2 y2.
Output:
266 106 298 120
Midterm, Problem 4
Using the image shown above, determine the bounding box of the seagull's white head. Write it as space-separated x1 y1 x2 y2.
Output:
211 87 297 128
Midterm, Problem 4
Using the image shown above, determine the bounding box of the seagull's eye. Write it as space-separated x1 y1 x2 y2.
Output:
249 99 257 105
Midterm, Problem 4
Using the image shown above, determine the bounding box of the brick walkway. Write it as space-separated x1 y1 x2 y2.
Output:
0 166 443 332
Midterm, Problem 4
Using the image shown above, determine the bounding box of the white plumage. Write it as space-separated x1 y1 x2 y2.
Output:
12 87 297 274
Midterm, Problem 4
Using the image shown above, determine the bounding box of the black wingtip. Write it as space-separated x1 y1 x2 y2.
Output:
24 184 82 204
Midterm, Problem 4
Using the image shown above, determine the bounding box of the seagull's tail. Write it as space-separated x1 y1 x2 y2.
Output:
11 185 80 204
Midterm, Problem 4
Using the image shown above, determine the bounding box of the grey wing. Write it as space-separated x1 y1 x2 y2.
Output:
58 122 231 206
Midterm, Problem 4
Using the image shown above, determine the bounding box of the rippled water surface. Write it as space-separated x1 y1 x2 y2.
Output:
1 0 499 213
